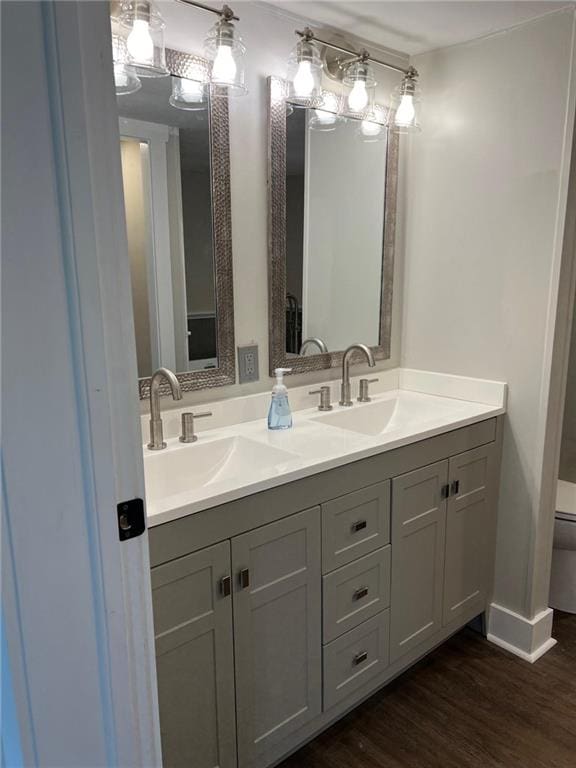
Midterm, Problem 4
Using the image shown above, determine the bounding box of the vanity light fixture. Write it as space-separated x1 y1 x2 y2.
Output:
309 91 342 131
169 75 208 110
111 31 142 94
177 1 247 95
118 0 169 77
287 28 323 105
390 66 421 132
343 54 376 116
114 60 142 94
287 27 421 132
360 105 387 140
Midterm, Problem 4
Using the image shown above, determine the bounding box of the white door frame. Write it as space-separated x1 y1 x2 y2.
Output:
120 116 177 372
2 2 161 765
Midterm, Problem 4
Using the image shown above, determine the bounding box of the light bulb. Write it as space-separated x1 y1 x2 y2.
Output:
212 44 237 85
348 80 368 113
313 109 336 126
180 78 204 103
293 61 314 98
361 119 381 137
127 19 154 63
395 93 416 126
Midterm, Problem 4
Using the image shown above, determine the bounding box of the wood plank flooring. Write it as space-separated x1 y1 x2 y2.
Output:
279 612 576 768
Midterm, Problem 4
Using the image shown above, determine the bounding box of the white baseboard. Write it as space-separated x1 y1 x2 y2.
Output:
487 603 557 663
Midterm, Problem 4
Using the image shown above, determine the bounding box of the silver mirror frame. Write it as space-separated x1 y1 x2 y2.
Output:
267 76 399 376
138 50 235 399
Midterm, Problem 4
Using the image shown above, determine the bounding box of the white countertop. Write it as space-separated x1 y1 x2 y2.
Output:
144 370 507 527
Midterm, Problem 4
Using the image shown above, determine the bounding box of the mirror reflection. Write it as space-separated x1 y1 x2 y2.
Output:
117 76 218 379
285 105 388 358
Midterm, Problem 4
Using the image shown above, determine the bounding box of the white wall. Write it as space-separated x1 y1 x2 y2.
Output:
402 9 576 620
148 0 407 410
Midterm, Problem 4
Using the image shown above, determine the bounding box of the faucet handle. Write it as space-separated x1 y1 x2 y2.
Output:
309 386 333 412
179 411 213 443
358 378 379 403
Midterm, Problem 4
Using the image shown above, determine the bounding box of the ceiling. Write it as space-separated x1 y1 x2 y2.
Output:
263 1 570 56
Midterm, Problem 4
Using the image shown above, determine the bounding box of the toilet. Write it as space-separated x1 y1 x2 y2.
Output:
549 480 576 613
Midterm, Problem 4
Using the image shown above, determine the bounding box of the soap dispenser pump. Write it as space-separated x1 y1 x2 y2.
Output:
268 368 293 430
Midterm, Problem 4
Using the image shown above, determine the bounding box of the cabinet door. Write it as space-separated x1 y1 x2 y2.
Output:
233 507 322 767
444 444 495 626
152 542 236 768
390 461 448 663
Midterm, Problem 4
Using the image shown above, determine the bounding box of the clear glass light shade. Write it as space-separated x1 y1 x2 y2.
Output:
360 105 387 141
119 0 168 78
205 19 247 96
114 61 142 95
169 76 208 111
309 91 342 132
343 60 376 117
111 32 141 95
286 39 323 106
389 77 421 133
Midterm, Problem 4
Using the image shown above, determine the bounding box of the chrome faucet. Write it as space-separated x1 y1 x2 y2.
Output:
339 344 376 407
299 337 328 356
148 367 183 450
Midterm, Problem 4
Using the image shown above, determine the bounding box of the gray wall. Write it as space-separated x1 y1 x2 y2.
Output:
286 173 304 304
181 168 215 316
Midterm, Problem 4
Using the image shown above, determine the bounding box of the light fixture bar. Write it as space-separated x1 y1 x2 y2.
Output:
176 0 239 21
296 27 412 77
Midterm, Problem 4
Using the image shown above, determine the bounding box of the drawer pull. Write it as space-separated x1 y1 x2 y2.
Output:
441 483 450 500
353 650 368 666
239 568 250 589
351 520 367 533
451 479 460 496
219 575 231 598
353 586 369 601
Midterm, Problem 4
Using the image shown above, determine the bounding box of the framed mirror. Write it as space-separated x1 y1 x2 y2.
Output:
117 50 235 399
268 76 399 375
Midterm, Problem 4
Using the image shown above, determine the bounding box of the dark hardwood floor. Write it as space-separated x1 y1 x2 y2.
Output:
279 613 576 768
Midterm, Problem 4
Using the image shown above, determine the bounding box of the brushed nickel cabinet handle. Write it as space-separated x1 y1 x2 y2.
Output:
353 586 369 601
219 575 231 598
239 568 250 589
351 520 367 533
353 650 368 666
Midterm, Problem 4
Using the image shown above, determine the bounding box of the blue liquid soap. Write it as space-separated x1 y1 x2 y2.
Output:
268 367 293 430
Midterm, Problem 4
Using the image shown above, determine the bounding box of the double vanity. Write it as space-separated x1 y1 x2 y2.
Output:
145 370 506 768
113 17 506 767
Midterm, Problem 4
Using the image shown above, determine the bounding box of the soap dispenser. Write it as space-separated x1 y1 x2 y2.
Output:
268 368 293 430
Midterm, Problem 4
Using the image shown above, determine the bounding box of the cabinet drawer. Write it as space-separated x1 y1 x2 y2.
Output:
322 481 390 573
323 546 391 643
323 610 390 710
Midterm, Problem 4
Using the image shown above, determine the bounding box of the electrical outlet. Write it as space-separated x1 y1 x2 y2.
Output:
238 344 259 384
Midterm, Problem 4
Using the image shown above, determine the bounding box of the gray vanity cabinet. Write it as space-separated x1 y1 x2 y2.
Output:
390 460 449 662
149 417 503 768
390 443 498 663
151 542 236 768
443 444 495 626
232 507 322 768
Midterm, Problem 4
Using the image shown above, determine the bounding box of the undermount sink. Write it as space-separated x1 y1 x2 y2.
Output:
310 393 469 437
311 398 398 436
145 435 298 501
